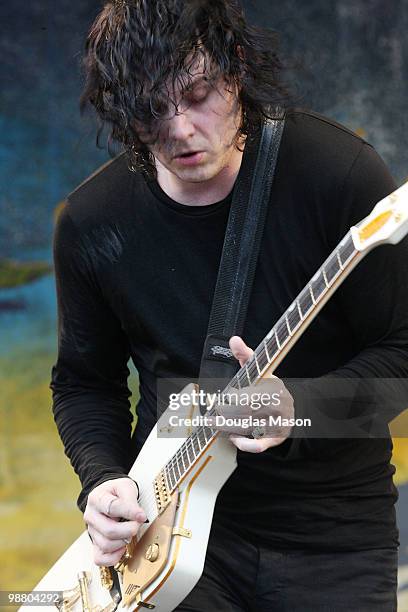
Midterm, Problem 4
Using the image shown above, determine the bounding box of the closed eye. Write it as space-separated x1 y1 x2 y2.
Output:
185 86 210 105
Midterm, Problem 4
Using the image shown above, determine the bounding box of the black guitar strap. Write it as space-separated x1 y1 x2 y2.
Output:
198 113 285 396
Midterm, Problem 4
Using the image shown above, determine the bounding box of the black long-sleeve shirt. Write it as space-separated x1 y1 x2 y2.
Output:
50 109 408 551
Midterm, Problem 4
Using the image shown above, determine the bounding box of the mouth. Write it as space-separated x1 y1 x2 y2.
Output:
173 151 204 166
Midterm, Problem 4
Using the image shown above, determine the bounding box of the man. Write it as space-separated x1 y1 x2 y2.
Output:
51 1 408 609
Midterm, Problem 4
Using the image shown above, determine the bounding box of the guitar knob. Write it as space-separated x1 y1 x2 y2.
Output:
145 543 160 562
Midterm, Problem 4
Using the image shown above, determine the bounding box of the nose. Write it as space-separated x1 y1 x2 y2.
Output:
167 110 195 142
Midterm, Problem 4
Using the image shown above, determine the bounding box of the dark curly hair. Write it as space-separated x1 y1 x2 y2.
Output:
80 0 291 176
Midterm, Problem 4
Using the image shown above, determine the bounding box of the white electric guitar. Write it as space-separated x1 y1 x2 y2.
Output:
26 181 408 612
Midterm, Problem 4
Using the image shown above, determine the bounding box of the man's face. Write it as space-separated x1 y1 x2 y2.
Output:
142 59 243 185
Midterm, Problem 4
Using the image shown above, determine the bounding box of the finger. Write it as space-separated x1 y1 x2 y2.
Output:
88 526 132 554
92 485 146 522
229 336 253 367
210 399 249 420
206 416 251 437
229 435 285 453
85 511 142 541
229 434 268 453
93 545 128 567
103 495 146 522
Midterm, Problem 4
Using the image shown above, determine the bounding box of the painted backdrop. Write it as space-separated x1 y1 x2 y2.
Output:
1 0 407 605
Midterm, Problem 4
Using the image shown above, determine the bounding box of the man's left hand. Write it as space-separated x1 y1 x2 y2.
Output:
209 336 294 453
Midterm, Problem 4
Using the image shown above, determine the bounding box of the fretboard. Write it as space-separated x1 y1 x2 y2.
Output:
163 230 363 492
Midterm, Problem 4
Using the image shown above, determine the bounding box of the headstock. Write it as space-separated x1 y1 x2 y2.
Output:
351 181 408 251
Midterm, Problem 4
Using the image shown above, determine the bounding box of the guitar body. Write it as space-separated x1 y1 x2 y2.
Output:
27 384 237 611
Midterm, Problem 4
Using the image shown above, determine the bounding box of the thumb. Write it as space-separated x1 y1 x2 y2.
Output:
229 336 253 367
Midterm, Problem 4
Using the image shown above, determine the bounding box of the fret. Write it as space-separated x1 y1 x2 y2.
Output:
207 426 214 442
252 345 268 374
167 466 176 489
309 284 316 304
230 374 240 391
194 434 202 455
322 267 329 287
256 344 269 370
182 445 191 469
170 466 178 489
287 302 300 333
191 431 200 459
296 299 303 320
243 363 250 385
200 428 207 445
236 370 246 389
173 459 181 481
181 449 188 472
264 339 271 362
325 257 340 283
336 251 343 270
339 236 356 266
276 322 287 347
254 353 261 375
285 314 291 335
176 448 186 475
186 439 194 463
311 271 326 300
176 452 185 478
266 334 279 358
202 426 210 443
192 437 198 460
299 289 313 317
198 428 206 449
193 433 201 454
191 436 198 459
184 446 191 467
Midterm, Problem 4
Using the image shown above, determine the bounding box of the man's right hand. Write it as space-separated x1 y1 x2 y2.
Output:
84 477 147 566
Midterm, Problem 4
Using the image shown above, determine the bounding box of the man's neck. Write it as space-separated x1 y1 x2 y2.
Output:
155 146 245 206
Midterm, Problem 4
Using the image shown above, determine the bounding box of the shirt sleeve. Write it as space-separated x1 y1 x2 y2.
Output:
50 204 134 512
288 143 408 441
